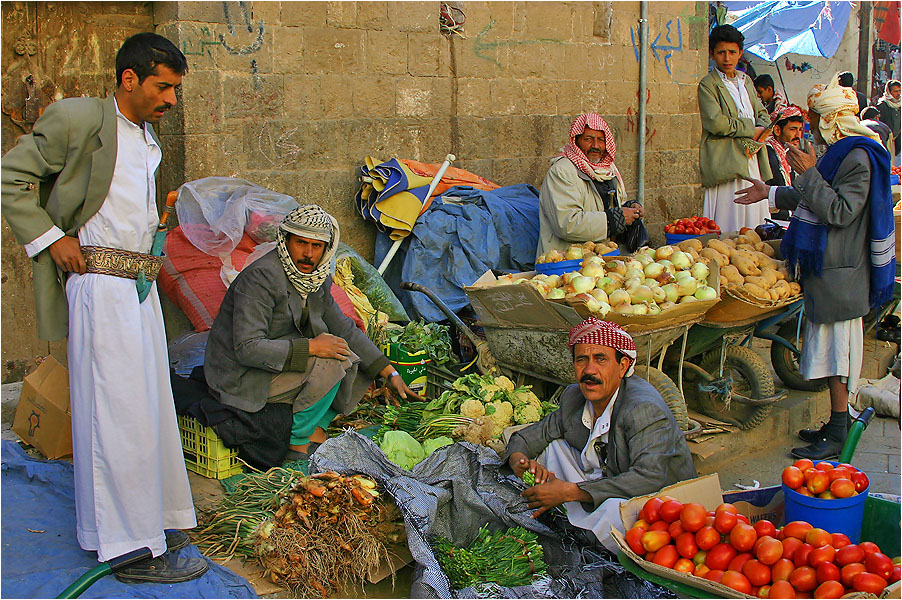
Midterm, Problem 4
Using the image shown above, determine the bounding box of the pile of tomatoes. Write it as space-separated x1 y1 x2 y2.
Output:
664 216 720 236
782 459 869 499
624 495 899 598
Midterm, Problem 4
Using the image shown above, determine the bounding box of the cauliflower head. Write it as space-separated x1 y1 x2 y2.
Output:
494 376 516 393
491 401 514 430
514 403 542 425
460 398 486 419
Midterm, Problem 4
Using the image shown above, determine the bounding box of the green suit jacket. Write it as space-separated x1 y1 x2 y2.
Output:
1 95 160 341
698 70 773 188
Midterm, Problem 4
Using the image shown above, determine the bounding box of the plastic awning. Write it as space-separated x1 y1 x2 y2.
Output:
726 1 854 60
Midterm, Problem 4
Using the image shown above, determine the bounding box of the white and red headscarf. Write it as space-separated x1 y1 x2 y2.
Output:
767 105 805 185
807 74 881 145
568 317 637 376
557 113 627 202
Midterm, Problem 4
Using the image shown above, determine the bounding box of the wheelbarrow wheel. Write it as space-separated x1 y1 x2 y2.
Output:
697 346 774 430
632 365 690 432
770 321 829 392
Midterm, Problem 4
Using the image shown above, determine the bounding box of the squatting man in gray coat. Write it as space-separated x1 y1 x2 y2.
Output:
504 318 696 552
204 205 420 462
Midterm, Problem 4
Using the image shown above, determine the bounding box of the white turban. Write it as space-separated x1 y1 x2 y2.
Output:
807 74 881 145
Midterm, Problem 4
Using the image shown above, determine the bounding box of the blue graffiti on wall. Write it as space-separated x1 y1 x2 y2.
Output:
631 18 683 74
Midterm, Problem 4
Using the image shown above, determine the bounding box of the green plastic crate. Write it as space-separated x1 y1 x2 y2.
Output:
425 363 465 401
177 415 243 479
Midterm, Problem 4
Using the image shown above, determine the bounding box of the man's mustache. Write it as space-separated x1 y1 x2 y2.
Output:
297 259 315 266
580 374 603 385
587 148 603 154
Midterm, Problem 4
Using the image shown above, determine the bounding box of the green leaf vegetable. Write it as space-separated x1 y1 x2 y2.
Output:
387 320 455 366
432 525 547 589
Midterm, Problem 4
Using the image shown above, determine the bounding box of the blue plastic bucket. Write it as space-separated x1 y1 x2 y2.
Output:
665 232 705 245
535 250 619 275
782 461 869 543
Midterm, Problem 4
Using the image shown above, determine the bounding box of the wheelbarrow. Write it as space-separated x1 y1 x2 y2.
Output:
401 281 701 437
662 299 806 430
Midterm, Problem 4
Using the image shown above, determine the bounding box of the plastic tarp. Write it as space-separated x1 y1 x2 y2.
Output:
375 184 540 322
726 1 853 61
311 431 672 599
0 441 256 599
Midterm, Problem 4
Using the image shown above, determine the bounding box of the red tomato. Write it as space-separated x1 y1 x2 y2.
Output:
706 543 738 571
772 558 795 581
728 552 754 573
668 520 685 539
755 520 778 539
676 532 699 559
812 580 844 599
807 545 835 568
675 226 685 234
794 543 814 568
714 510 738 534
815 561 840 583
852 572 888 594
680 503 707 533
625 526 647 555
704 569 725 583
659 500 684 523
652 544 679 569
829 533 850 549
650 520 670 532
756 537 784 565
640 530 671 552
743 559 772 586
674 557 695 574
835 544 865 566
829 478 855 498
850 471 869 493
890 564 901 584
858 541 881 555
769 580 796 599
696 526 720 551
782 536 803 560
864 552 894 580
840 563 867 587
722 570 753 594
782 466 805 490
642 497 664 522
783 521 814 541
730 523 758 553
790 566 819 592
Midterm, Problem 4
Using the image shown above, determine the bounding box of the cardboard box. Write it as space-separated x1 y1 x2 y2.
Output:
612 473 756 599
12 356 72 459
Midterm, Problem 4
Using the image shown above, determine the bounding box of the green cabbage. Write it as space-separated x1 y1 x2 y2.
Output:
379 430 426 471
423 436 454 455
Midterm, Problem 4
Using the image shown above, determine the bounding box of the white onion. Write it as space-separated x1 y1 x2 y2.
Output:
624 277 643 291
582 255 604 267
643 278 659 288
674 269 693 281
661 283 679 303
536 253 547 264
613 302 634 314
652 286 667 303
544 274 561 288
644 262 665 278
694 285 718 301
691 261 710 282
659 259 675 274
643 247 657 260
562 271 581 284
532 274 548 282
647 302 662 315
670 250 692 271
609 289 631 306
595 301 612 316
546 288 565 299
625 259 643 272
605 260 627 275
635 253 653 267
655 245 675 260
659 301 676 311
679 295 698 304
580 263 605 278
571 276 596 294
624 267 643 281
632 303 649 315
630 285 654 304
565 246 584 260
676 276 698 297
547 249 565 262
590 288 609 304
599 277 619 295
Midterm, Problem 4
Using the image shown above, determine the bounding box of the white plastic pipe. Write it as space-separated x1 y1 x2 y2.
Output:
377 153 456 275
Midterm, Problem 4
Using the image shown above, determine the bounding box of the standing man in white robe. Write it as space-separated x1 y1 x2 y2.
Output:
1 33 207 583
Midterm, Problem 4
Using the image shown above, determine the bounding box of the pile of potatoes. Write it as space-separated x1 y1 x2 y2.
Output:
536 240 620 264
684 229 801 303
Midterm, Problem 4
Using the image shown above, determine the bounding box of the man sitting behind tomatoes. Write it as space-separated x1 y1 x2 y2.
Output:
504 318 696 552
664 216 721 236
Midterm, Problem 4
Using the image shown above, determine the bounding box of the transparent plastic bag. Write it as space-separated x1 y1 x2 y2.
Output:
334 243 409 322
176 177 299 256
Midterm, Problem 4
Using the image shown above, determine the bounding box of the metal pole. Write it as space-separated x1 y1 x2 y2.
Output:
637 1 649 205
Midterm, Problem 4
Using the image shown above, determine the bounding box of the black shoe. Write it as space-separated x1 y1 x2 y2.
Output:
799 413 851 443
790 437 844 461
165 530 190 552
114 551 208 584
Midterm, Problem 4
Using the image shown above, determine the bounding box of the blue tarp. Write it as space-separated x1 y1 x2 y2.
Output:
726 1 853 61
374 184 540 322
1 441 256 599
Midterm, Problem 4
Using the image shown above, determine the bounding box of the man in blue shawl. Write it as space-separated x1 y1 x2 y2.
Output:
735 74 896 460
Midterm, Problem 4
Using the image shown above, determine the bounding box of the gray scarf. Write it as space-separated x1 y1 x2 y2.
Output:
276 204 340 298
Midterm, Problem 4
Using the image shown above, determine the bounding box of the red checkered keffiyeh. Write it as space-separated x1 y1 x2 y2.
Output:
556 113 627 201
766 105 805 186
568 318 637 375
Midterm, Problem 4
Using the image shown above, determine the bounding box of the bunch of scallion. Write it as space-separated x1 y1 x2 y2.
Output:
373 401 428 443
431 525 547 589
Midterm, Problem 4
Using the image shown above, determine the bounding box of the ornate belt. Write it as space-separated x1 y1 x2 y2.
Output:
81 246 164 282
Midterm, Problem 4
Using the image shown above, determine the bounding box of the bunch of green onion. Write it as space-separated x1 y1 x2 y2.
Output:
432 525 547 589
373 401 428 443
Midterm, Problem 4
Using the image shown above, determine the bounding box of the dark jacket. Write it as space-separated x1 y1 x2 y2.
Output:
504 375 696 509
773 147 872 323
876 98 900 146
204 249 390 413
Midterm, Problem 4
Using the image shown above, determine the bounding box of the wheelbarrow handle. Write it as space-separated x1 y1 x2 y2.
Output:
838 406 876 464
57 547 154 599
400 281 483 349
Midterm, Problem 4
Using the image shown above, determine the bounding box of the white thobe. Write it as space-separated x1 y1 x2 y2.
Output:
64 100 196 562
703 70 770 233
540 390 626 553
800 318 864 393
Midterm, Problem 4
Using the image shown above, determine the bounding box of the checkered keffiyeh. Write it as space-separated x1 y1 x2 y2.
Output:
277 204 340 298
557 113 627 201
766 105 805 185
568 318 637 375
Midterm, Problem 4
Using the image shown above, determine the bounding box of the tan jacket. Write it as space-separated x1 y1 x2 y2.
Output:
537 156 624 258
698 71 772 188
1 95 150 341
